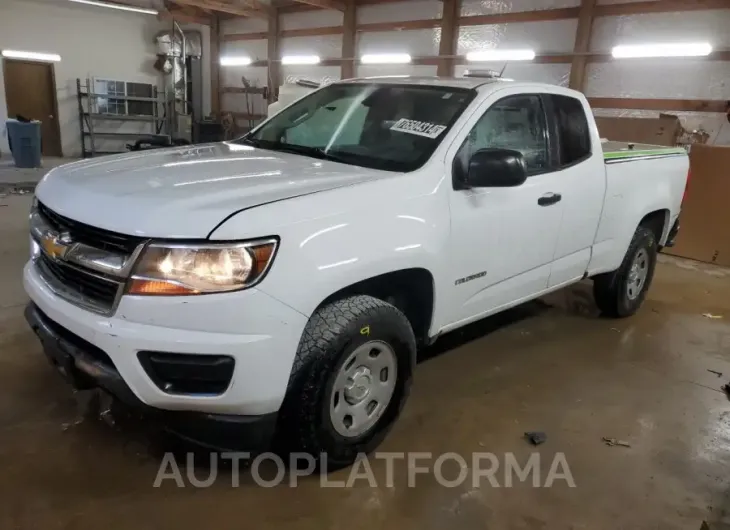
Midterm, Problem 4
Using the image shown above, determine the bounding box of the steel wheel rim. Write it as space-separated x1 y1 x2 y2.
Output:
626 248 649 301
329 340 398 438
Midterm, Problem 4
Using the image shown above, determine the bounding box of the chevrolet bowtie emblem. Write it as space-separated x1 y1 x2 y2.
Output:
41 232 72 260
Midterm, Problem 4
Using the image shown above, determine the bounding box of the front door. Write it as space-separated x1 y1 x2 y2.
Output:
445 92 564 329
3 59 63 157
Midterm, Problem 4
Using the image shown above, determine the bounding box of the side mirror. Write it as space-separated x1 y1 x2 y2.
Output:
466 148 528 188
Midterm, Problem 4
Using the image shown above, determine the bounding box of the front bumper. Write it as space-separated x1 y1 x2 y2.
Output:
23 261 308 417
25 303 277 450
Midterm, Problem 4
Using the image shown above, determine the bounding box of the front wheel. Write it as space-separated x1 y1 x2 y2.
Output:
276 295 416 468
593 225 658 318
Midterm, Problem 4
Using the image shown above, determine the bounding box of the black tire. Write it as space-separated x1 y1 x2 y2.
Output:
276 295 416 468
593 225 658 318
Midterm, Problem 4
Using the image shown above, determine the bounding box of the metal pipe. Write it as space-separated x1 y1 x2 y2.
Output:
169 19 177 136
173 20 187 115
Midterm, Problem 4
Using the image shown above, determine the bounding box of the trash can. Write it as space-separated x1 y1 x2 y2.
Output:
6 120 42 168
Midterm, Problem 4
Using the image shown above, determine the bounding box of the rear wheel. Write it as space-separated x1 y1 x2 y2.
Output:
277 295 416 468
593 225 658 318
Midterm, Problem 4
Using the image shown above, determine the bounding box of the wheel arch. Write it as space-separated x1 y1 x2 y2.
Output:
314 268 436 346
639 208 670 246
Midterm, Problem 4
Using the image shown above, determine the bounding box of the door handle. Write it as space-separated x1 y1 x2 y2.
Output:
538 193 562 206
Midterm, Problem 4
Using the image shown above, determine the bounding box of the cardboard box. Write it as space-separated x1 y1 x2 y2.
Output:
665 144 730 266
595 115 682 147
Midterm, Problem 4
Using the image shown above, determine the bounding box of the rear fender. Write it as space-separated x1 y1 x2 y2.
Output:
588 155 688 275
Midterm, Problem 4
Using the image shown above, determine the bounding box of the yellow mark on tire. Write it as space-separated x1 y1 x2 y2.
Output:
360 325 370 336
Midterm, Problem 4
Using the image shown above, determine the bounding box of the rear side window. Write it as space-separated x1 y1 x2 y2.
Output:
550 95 591 167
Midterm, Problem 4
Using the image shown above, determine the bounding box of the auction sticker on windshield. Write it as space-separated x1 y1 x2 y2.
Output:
390 119 447 139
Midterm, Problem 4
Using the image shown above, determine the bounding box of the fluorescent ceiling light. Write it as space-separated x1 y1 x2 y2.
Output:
1 50 61 62
68 0 158 15
360 53 412 64
281 55 321 65
611 42 712 58
220 56 252 66
466 49 536 62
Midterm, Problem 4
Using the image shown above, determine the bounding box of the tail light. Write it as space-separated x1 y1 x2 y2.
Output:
682 168 691 204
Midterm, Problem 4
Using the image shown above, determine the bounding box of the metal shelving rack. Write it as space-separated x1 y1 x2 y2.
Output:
76 78 170 158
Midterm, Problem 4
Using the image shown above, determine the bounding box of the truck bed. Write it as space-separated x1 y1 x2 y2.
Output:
601 141 686 163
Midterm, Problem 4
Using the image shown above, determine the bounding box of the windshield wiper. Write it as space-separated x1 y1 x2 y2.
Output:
238 137 354 165
239 136 264 148
268 143 353 165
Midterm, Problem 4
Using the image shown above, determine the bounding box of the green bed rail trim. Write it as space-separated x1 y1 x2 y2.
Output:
603 147 687 160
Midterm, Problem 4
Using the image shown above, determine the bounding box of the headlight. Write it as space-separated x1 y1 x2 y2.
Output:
128 238 278 296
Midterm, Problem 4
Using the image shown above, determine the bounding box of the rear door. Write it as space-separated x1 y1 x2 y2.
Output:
544 94 606 288
445 90 566 328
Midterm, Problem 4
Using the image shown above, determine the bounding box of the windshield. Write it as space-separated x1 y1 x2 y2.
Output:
239 83 476 172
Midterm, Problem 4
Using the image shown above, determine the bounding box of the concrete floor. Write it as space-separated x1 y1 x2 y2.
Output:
2 194 730 529
0 156 73 192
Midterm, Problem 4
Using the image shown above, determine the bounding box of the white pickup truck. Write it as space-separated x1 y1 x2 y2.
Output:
24 76 688 465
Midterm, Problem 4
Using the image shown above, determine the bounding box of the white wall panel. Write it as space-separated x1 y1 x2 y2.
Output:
281 66 341 85
281 10 343 30
584 61 730 100
458 19 578 54
461 0 578 17
356 64 438 78
0 0 167 157
280 35 343 57
359 0 442 23
223 17 268 35
591 11 730 51
593 109 730 146
221 40 268 62
358 30 440 56
455 63 570 85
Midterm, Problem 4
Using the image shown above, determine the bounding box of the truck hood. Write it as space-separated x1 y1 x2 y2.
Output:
36 143 388 238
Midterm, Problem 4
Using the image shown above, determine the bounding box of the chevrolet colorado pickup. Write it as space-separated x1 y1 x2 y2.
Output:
24 76 689 465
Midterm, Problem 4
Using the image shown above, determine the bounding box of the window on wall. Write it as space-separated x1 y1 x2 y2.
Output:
93 79 154 117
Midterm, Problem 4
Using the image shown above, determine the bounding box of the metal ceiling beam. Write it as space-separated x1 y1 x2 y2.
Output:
292 0 345 11
170 0 271 18
159 8 212 24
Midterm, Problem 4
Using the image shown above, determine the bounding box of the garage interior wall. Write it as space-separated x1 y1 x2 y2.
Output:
589 1 730 144
0 0 212 157
221 0 730 145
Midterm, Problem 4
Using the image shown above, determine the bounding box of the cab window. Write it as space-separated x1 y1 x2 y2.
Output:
455 94 549 178
549 94 592 167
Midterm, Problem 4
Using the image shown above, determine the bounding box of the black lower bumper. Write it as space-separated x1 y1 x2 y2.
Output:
24 303 277 451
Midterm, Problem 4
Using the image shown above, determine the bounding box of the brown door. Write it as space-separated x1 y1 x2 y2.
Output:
3 59 63 157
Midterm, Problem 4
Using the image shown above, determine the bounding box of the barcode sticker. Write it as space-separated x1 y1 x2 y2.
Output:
390 118 447 139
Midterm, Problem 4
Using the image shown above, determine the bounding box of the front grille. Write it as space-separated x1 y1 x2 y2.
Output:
37 253 121 312
38 202 143 254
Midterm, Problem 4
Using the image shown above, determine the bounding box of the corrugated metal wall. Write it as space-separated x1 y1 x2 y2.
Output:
587 8 730 144
220 0 730 144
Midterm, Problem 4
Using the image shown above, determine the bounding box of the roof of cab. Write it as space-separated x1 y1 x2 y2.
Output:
338 75 507 90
